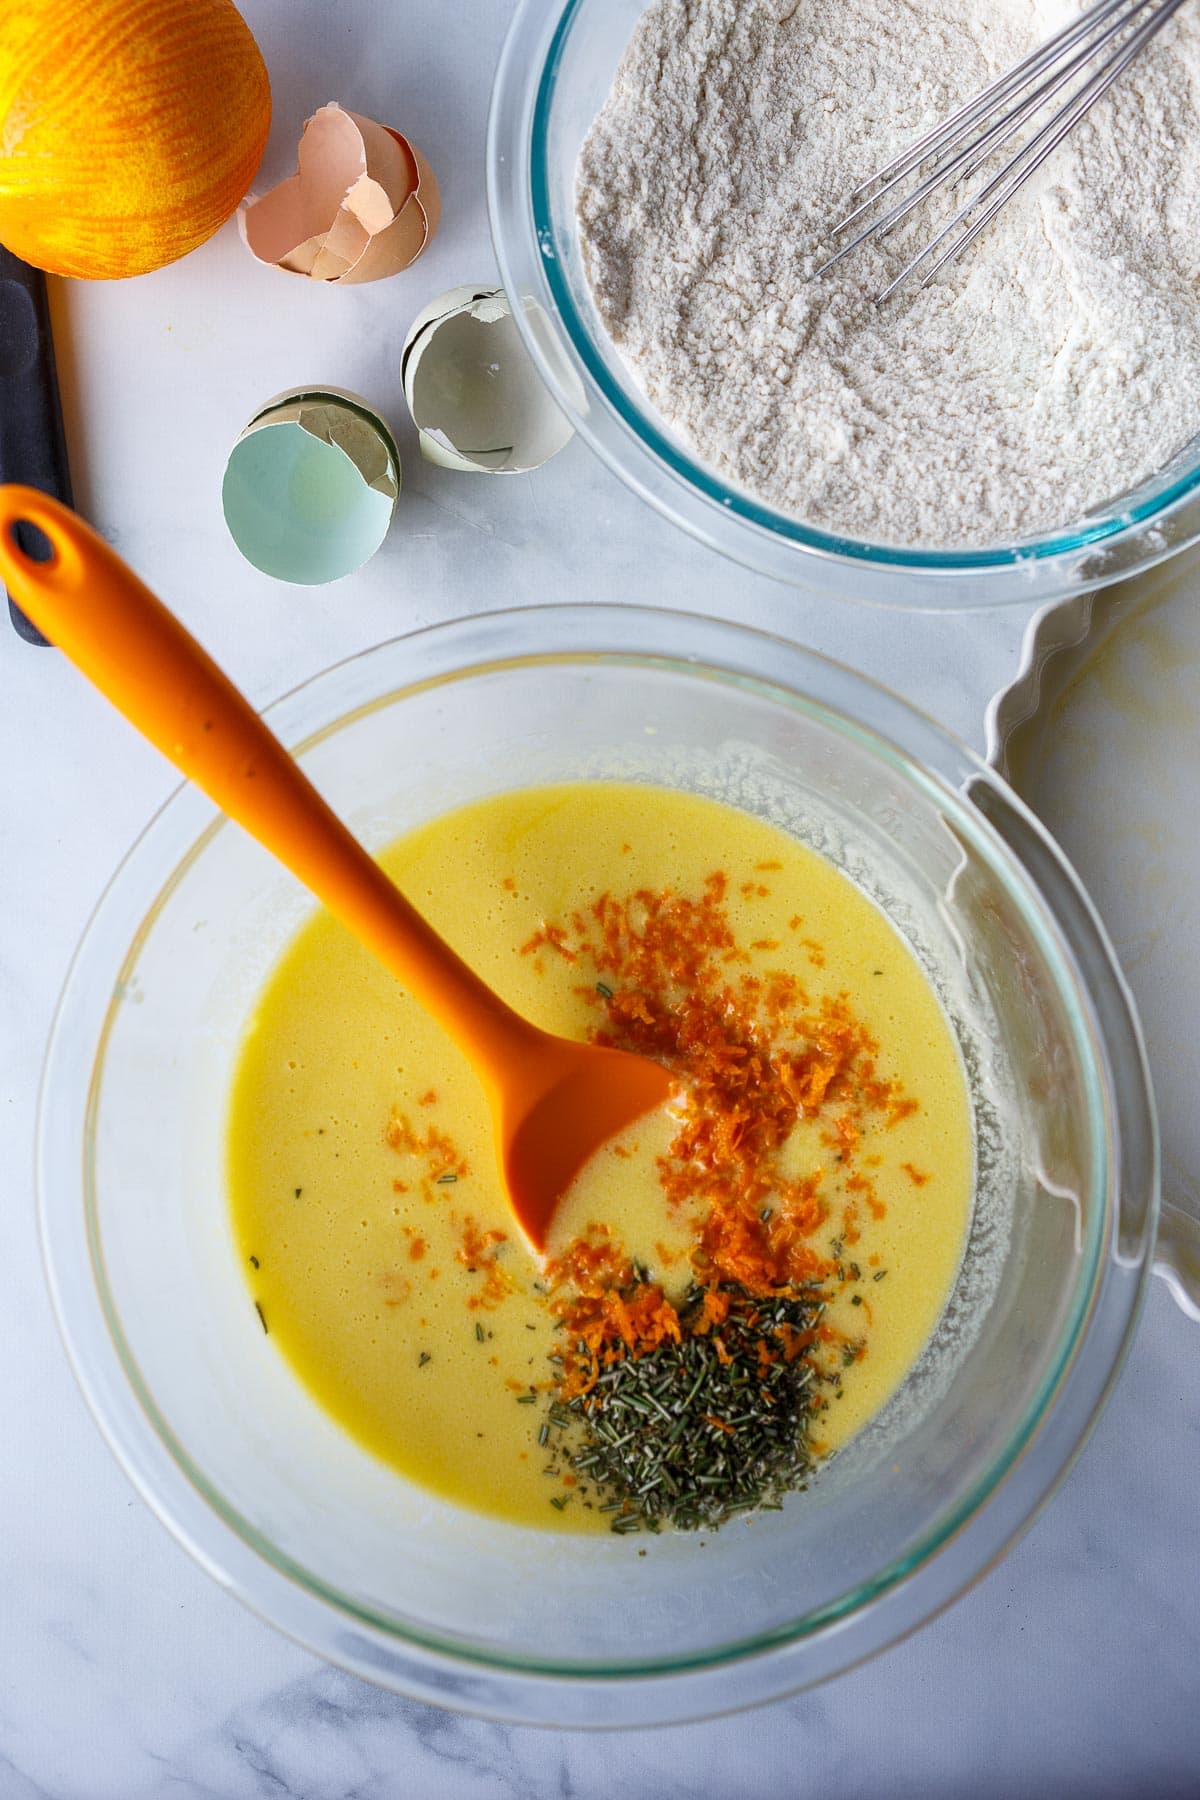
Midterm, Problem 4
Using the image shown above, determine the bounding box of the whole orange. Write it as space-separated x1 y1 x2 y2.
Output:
0 0 271 279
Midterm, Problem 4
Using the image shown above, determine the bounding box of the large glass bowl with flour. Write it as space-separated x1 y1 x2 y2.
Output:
39 606 1168 1725
488 0 1200 608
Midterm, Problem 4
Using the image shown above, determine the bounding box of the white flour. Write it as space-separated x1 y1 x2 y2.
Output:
577 0 1200 548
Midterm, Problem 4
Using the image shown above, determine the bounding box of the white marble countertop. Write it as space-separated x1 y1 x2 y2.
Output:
2 2 1198 1794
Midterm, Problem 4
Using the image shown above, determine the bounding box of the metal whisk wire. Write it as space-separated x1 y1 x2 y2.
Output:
818 0 1191 302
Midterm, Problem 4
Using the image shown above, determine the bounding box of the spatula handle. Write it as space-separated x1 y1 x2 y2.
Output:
0 485 531 1077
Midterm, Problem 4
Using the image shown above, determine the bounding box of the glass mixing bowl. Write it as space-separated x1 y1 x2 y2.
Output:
487 0 1200 609
40 606 1167 1726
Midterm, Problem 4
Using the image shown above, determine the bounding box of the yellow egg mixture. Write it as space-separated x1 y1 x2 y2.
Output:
228 783 973 1531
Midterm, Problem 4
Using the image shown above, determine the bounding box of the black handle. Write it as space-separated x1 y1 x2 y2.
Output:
0 245 73 646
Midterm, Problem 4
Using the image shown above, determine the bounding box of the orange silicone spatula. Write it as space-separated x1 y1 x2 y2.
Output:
0 486 673 1248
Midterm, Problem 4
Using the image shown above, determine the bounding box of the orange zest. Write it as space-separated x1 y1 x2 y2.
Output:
536 873 913 1296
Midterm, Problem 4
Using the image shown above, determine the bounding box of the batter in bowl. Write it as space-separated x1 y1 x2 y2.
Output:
228 782 973 1531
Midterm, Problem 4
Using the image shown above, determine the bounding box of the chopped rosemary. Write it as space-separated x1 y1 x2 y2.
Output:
248 1254 259 1270
436 1172 458 1185
418 1351 431 1366
294 1187 302 1198
254 1301 268 1335
595 981 614 999
475 1322 486 1343
555 1281 825 1532
873 1268 888 1281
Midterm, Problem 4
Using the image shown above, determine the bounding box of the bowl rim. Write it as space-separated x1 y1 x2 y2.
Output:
487 0 1200 609
37 604 1157 1724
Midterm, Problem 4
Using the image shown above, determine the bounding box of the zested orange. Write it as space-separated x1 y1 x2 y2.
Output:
0 0 271 279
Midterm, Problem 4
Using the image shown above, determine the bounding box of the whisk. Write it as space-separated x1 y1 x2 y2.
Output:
818 0 1190 302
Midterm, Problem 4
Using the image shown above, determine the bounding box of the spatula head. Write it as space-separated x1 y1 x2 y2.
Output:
500 1037 675 1250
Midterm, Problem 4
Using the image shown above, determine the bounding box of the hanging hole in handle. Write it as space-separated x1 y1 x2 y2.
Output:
13 519 54 564
1 498 65 646
2 502 75 581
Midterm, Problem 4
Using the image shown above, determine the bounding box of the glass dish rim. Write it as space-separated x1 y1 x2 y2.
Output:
37 604 1153 1717
487 0 1200 605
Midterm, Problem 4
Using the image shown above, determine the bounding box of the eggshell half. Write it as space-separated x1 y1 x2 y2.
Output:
401 286 575 473
239 103 439 284
222 387 400 583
